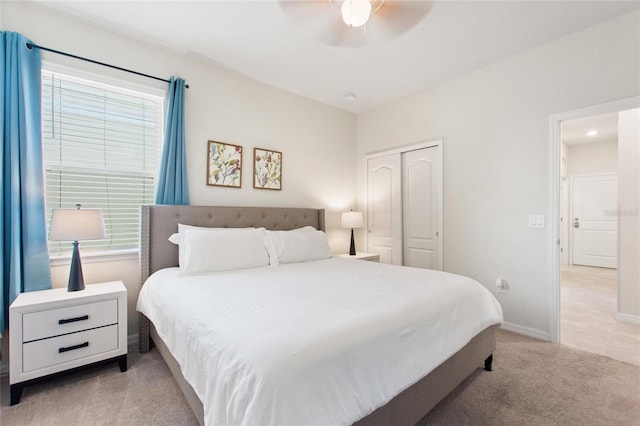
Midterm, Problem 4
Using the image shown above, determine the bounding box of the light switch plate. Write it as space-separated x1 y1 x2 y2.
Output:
528 214 545 228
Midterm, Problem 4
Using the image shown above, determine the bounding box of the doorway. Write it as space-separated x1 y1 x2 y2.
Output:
559 113 621 360
550 99 640 367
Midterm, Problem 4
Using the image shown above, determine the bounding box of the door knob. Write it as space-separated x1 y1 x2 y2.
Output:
573 218 579 228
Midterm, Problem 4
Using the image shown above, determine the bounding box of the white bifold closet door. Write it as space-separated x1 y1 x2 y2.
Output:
367 154 403 265
402 147 442 270
367 144 442 270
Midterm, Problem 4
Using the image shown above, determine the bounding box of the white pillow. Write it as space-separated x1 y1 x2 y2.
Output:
264 229 331 266
291 225 317 232
179 228 269 275
169 224 312 244
168 224 263 245
169 223 230 244
169 225 264 268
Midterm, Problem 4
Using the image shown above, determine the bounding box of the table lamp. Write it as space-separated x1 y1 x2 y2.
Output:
49 204 106 292
341 210 364 256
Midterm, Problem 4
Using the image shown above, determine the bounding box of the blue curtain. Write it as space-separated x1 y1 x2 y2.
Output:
155 76 189 205
1 32 52 331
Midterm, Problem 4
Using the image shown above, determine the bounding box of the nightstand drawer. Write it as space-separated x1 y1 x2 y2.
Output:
22 324 119 373
23 299 118 342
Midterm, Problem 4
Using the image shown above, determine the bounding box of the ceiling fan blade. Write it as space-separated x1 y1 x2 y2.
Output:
279 0 333 22
279 0 342 44
372 0 432 39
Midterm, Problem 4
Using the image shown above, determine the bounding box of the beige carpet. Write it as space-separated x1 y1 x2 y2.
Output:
2 329 639 425
420 329 639 425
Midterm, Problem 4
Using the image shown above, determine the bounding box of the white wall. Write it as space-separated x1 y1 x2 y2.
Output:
617 108 640 319
2 1 357 337
356 11 640 339
566 140 618 177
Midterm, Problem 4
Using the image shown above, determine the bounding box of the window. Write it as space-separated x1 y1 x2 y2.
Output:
42 70 164 255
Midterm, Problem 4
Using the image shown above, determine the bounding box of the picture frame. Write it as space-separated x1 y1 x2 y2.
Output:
253 147 282 190
207 140 242 188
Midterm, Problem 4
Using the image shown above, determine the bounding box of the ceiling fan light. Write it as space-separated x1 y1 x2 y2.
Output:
341 0 372 28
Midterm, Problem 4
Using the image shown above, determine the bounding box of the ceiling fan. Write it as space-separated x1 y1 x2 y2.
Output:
279 0 432 47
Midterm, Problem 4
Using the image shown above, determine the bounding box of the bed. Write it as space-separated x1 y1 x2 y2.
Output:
137 205 502 426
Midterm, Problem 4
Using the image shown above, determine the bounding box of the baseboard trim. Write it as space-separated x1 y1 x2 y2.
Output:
616 313 640 324
501 321 551 341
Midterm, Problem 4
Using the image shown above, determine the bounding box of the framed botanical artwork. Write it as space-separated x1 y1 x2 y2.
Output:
207 140 242 188
253 147 282 190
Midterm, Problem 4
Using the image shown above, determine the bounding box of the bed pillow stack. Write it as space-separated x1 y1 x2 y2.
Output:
169 224 331 274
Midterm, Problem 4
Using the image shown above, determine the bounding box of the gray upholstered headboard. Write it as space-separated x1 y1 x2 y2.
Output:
139 205 326 285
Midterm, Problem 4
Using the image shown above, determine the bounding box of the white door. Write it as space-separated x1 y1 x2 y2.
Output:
402 147 443 270
367 154 402 265
572 173 617 268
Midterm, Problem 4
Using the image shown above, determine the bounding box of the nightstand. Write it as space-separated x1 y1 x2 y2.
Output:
9 281 127 405
338 252 380 262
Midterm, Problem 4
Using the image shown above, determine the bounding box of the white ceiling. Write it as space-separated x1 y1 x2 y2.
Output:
562 112 618 146
34 0 640 114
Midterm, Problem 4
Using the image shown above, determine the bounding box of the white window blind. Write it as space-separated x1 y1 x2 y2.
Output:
42 70 164 255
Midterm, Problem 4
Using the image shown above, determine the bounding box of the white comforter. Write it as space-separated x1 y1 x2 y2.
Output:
137 258 503 426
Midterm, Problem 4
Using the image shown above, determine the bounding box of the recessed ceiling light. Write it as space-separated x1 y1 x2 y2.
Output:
344 93 356 102
586 129 598 137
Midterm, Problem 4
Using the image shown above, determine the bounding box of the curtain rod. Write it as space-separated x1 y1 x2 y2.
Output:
25 42 189 89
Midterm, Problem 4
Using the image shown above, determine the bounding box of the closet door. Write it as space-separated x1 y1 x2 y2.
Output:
367 154 402 265
402 146 442 270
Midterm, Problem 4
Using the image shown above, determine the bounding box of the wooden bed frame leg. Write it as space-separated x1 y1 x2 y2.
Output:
484 354 493 371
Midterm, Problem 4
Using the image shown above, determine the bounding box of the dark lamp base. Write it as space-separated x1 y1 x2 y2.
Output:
68 241 85 292
349 228 357 256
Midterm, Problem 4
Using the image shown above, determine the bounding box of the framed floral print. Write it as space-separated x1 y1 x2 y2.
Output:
253 147 282 190
207 140 242 188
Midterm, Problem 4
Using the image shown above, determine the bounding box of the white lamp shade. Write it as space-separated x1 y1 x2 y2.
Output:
49 208 106 241
341 211 364 229
341 0 372 28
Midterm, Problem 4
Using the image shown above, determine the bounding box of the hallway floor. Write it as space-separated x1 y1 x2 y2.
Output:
561 264 640 366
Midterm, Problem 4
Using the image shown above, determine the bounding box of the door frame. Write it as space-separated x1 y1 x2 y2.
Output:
560 180 570 265
569 172 617 267
548 97 639 343
364 139 443 267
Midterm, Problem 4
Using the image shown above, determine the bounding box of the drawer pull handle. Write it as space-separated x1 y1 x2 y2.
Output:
58 315 89 325
59 342 89 353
